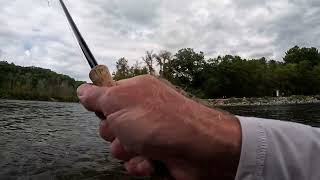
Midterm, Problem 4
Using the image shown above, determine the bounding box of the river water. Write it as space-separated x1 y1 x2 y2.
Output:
220 103 320 127
0 99 319 180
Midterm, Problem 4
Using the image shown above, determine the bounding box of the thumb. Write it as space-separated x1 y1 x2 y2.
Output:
77 83 107 112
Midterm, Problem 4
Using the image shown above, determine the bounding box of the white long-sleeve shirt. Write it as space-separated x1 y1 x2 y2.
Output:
235 116 320 180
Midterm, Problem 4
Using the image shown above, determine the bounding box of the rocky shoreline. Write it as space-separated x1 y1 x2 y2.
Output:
205 95 320 106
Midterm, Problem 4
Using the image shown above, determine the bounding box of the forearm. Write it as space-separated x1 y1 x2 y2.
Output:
236 116 320 180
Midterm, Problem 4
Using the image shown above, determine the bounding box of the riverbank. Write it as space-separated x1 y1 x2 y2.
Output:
205 95 320 106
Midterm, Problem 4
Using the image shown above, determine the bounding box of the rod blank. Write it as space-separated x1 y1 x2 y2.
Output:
59 0 98 69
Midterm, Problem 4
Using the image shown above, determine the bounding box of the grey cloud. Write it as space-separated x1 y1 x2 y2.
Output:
258 0 320 58
106 0 161 25
233 0 268 8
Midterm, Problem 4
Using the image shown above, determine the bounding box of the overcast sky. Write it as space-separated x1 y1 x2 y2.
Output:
0 0 319 81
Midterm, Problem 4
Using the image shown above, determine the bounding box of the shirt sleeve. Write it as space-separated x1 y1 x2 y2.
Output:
235 116 320 180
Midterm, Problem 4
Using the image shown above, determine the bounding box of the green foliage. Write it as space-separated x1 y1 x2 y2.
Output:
113 58 148 80
154 50 172 78
113 57 130 80
284 46 320 66
161 46 320 98
111 46 320 99
129 62 149 77
167 48 207 96
0 61 84 102
2 45 319 101
142 51 156 75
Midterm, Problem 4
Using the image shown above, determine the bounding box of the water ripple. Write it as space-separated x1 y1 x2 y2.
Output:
1 99 319 179
0 99 137 180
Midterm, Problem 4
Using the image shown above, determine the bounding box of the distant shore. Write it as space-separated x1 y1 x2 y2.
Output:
205 95 320 106
2 95 320 107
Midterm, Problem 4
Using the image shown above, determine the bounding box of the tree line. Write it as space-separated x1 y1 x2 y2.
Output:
0 45 319 102
113 46 320 98
0 61 84 102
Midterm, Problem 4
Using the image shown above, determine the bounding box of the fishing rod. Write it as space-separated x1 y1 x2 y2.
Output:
58 0 171 178
58 0 113 87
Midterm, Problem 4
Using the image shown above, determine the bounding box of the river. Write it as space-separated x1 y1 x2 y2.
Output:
220 103 320 127
0 99 319 180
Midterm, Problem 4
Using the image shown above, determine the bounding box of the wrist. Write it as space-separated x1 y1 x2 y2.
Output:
208 112 241 178
192 104 241 179
219 114 241 177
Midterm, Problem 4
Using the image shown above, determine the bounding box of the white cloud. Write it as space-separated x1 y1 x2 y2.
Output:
0 0 319 81
24 50 31 57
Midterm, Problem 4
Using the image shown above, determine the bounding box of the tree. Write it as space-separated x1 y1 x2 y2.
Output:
312 64 320 93
129 61 148 77
169 48 206 94
4 45 320 101
142 51 155 75
113 57 130 80
113 59 149 80
284 46 320 66
0 61 82 102
154 50 172 77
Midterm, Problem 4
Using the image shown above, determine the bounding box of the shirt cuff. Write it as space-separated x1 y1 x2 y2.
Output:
235 116 268 180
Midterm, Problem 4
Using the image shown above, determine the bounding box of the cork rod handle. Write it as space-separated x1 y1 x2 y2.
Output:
89 65 115 87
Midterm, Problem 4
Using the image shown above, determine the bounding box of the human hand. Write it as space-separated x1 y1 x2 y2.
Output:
77 75 241 180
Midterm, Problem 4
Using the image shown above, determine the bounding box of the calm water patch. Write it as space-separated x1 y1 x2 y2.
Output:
220 103 320 127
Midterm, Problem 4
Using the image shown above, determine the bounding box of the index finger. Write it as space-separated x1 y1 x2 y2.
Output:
77 83 109 113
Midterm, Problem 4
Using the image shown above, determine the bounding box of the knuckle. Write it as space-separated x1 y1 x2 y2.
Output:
104 87 116 99
141 74 156 81
106 114 115 127
130 75 158 90
144 126 160 144
132 74 155 84
99 122 114 141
